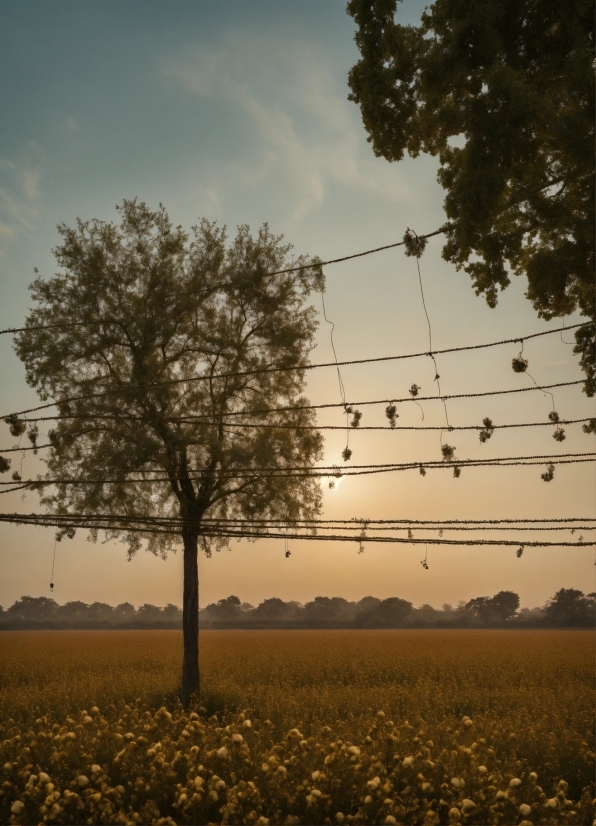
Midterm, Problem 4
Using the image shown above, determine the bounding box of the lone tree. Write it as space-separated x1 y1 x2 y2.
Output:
347 0 595 392
465 590 520 623
13 200 324 705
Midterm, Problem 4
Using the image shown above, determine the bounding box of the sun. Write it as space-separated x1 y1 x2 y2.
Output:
327 474 344 491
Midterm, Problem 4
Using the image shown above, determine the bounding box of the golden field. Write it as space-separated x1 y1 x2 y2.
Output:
0 630 594 825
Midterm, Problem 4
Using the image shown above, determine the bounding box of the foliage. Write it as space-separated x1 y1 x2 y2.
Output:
12 199 325 559
541 463 555 482
544 588 596 627
384 405 398 428
464 591 520 623
0 630 594 824
3 589 594 629
440 444 456 462
478 418 495 444
347 0 595 393
354 597 413 628
402 230 427 259
511 357 528 374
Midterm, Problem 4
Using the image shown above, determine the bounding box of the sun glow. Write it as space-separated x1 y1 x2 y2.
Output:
327 474 344 491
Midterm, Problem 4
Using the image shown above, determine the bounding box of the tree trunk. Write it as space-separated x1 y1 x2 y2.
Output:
181 528 199 707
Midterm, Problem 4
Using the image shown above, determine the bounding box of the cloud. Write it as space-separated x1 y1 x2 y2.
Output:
0 145 43 254
162 33 413 226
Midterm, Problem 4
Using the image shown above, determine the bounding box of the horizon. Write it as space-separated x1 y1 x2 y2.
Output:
5 586 591 613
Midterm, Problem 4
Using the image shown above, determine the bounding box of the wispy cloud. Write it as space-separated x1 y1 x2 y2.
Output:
162 33 412 226
0 145 43 252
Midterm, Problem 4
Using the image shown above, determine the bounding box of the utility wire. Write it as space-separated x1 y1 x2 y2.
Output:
0 226 450 337
1 456 591 494
4 513 591 526
0 512 593 547
2 324 590 421
1 452 593 488
8 379 586 426
1 415 592 451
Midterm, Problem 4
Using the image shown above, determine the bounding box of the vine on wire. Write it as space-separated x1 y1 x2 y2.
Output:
385 404 398 428
441 442 461 478
541 463 555 482
320 292 361 461
548 411 566 442
479 417 495 443
512 340 566 477
357 521 369 553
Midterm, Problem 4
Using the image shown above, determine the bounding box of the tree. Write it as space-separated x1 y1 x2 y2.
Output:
251 597 301 624
355 596 413 627
544 588 595 626
13 200 324 705
201 595 246 625
465 590 519 623
347 0 595 392
303 596 354 625
490 590 520 622
113 602 136 622
58 601 91 623
6 596 58 622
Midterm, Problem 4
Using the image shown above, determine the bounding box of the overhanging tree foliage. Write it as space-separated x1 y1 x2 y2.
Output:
347 0 595 392
13 200 324 705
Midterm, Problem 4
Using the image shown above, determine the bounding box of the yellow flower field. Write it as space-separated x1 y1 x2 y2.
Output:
0 630 594 825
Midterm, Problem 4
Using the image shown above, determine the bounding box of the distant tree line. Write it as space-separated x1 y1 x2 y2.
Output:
1 589 594 630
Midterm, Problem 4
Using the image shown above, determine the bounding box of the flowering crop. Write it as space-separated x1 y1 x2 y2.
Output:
0 630 593 825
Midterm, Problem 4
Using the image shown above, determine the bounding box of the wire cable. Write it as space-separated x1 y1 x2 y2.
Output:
8 380 586 426
0 226 451 337
2 415 592 451
2 324 590 420
0 513 593 547
4 513 591 526
1 452 593 488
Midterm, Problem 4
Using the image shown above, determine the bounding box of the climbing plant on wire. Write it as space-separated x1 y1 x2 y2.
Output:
320 293 362 461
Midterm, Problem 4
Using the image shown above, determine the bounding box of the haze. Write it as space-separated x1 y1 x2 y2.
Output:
0 0 594 611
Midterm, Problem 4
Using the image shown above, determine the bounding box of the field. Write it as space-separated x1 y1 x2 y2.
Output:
0 630 593 825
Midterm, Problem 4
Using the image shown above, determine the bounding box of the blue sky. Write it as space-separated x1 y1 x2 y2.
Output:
0 0 593 610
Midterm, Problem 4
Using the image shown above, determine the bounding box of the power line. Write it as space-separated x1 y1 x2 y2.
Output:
4 512 591 526
1 452 593 488
3 513 594 531
0 512 593 546
163 417 594 432
3 417 591 453
9 379 586 424
0 226 450 337
2 324 590 421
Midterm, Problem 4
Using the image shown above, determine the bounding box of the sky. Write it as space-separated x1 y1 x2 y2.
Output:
0 0 594 612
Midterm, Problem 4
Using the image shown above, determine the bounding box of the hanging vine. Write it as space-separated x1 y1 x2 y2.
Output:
320 292 362 461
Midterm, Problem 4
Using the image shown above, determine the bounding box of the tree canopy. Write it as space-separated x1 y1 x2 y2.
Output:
347 0 595 392
12 199 325 702
465 589 520 623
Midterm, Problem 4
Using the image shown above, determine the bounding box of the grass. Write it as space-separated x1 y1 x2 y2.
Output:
0 630 594 825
